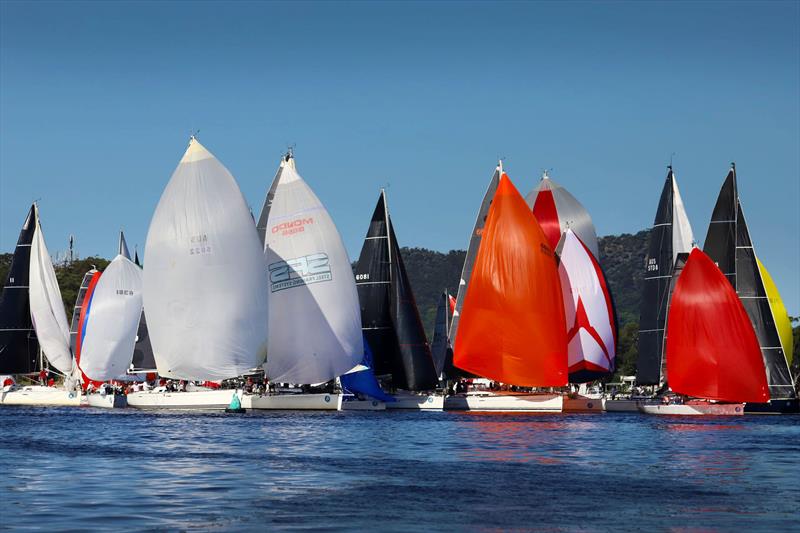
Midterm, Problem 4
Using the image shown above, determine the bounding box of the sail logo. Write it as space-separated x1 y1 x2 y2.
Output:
269 253 332 292
115 289 135 296
188 233 211 256
646 257 658 272
272 218 313 237
355 273 369 281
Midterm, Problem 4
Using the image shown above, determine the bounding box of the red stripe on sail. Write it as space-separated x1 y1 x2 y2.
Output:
566 296 612 368
666 248 769 403
577 236 617 350
532 185 562 252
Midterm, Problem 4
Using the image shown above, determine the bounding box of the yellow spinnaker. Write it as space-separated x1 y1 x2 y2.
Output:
756 258 794 366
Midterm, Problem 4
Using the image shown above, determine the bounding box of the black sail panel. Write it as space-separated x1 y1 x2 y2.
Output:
130 310 156 372
636 172 674 386
703 169 737 288
389 220 438 391
735 206 795 399
430 291 449 378
0 205 40 374
354 192 398 378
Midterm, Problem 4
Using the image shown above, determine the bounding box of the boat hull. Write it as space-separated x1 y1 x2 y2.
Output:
744 398 800 414
638 402 745 416
85 393 127 409
0 386 81 407
243 393 342 410
563 396 602 412
602 399 641 412
127 389 237 410
386 393 444 410
445 393 562 412
340 399 386 411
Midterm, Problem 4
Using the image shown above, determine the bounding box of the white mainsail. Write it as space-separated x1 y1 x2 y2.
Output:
28 208 73 374
143 138 270 380
260 155 363 383
671 174 694 264
79 254 143 381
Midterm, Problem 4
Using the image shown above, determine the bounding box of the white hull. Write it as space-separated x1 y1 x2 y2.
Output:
386 393 444 410
563 396 603 412
85 393 127 409
0 386 81 407
638 402 745 416
340 399 386 411
243 393 342 410
602 399 641 412
445 393 562 412
127 389 237 410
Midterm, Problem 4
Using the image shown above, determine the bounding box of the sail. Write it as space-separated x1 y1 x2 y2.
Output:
636 169 693 385
256 158 284 247
556 230 616 382
79 254 143 382
388 221 438 390
526 173 600 258
130 310 156 372
340 336 395 402
757 258 793 366
354 191 397 380
134 248 141 267
260 155 363 384
450 164 500 347
69 269 99 358
29 214 73 374
430 290 451 378
665 248 769 403
703 166 795 400
454 173 568 386
118 231 131 260
142 138 269 381
0 205 39 374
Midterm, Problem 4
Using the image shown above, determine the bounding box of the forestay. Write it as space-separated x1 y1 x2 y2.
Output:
143 138 269 381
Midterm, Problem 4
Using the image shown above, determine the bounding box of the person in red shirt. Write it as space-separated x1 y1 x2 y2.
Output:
39 369 47 385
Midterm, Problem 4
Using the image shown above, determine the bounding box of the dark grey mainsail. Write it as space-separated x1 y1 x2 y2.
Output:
130 311 156 373
430 289 454 379
703 165 795 401
355 190 438 391
449 164 501 347
636 168 693 386
0 204 40 374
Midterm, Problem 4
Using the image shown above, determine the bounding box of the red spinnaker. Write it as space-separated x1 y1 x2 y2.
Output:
454 174 568 386
666 248 769 403
531 185 561 252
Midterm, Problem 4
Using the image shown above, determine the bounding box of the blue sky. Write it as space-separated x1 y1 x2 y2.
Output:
1 1 798 314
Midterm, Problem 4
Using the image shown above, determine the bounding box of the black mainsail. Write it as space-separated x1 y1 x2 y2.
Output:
130 311 156 373
703 165 795 402
354 190 438 391
430 289 454 380
0 204 40 374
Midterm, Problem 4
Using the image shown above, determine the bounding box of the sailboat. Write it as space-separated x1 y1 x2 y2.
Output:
629 167 694 404
525 171 600 258
703 164 797 413
127 137 269 410
244 151 362 411
430 290 456 380
445 170 567 412
1 204 81 406
78 232 145 408
354 190 441 409
556 229 617 411
638 248 769 415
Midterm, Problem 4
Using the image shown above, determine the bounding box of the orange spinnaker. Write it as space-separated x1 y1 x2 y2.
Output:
454 173 568 386
666 248 769 403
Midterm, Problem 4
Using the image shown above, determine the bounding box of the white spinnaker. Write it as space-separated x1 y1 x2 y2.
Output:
28 215 73 374
79 254 143 381
263 158 363 383
671 174 694 264
557 230 615 374
143 138 269 381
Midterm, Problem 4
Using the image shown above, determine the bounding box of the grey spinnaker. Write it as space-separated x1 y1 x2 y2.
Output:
0 204 40 374
703 165 795 401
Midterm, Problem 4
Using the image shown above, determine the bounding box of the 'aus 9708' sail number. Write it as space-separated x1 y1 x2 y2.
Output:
646 257 659 272
269 253 332 292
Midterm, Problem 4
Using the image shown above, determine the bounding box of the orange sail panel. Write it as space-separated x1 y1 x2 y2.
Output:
453 174 568 387
665 248 769 403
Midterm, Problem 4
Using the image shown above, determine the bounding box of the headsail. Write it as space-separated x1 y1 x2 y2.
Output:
757 258 793 366
636 168 694 386
430 290 453 379
260 154 363 384
118 231 131 260
143 138 269 381
526 172 600 258
556 230 617 382
703 165 795 400
665 248 769 403
454 173 568 387
79 254 143 382
69 269 99 359
0 205 39 374
28 209 73 375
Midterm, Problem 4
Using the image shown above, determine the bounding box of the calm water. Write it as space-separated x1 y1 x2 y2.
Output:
1 408 799 532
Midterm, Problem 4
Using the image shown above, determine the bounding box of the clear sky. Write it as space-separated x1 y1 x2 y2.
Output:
1 1 798 314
